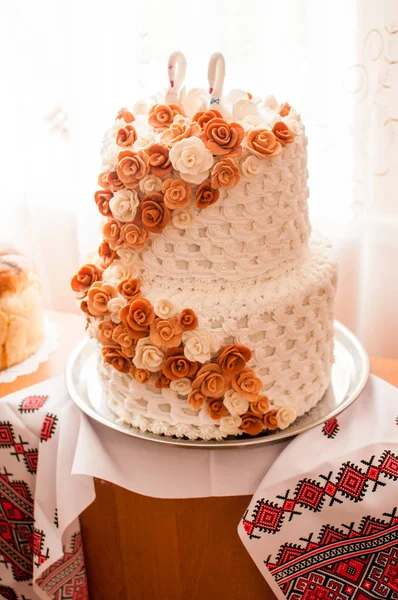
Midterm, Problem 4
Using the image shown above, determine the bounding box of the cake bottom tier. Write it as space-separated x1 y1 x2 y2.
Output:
98 233 337 441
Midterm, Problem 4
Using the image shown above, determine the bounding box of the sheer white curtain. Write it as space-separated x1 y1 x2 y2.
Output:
1 0 397 357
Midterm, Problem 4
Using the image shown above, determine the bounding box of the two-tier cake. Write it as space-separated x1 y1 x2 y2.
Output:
72 52 337 440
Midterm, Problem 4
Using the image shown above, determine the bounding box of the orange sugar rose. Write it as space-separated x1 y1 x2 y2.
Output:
239 412 264 436
98 320 117 346
193 109 224 129
141 193 170 233
272 121 294 145
117 107 135 123
208 397 229 420
200 118 244 158
192 364 228 399
102 219 123 250
94 190 113 217
120 223 149 249
246 129 282 158
112 324 136 357
117 278 141 300
162 347 198 380
161 178 191 210
161 116 200 146
102 345 131 373
155 372 171 389
119 297 155 339
211 158 240 189
116 150 149 188
149 317 182 348
148 103 184 130
71 263 103 295
195 182 219 209
232 367 262 402
146 144 173 178
134 368 152 384
98 241 117 267
250 395 270 416
87 282 117 317
279 102 291 117
217 344 252 379
263 409 279 430
178 308 198 331
107 171 125 192
188 389 206 411
116 125 137 147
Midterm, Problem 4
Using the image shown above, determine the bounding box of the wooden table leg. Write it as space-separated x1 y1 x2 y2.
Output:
81 480 275 600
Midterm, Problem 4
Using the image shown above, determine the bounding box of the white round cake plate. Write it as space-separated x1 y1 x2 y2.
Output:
66 321 369 448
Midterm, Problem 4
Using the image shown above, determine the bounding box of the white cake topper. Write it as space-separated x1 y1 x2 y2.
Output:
165 51 187 104
208 52 225 107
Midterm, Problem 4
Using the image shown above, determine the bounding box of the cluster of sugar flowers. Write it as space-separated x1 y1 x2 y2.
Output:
71 264 296 436
94 101 298 254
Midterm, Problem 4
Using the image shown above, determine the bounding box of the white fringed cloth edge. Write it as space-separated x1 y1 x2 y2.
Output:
0 375 396 598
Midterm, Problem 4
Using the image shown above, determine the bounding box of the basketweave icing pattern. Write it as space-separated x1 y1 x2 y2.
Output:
141 135 310 281
98 235 336 440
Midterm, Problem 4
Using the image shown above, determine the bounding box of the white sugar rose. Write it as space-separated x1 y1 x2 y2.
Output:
139 174 163 194
232 99 259 121
219 415 242 435
107 296 127 324
172 208 193 230
276 406 297 430
169 137 213 185
109 189 139 222
133 337 164 372
241 155 263 178
101 140 119 171
170 378 192 396
238 115 264 132
284 117 302 136
134 131 156 151
223 389 249 416
116 246 140 268
182 328 220 363
154 299 177 319
263 95 279 110
102 260 136 284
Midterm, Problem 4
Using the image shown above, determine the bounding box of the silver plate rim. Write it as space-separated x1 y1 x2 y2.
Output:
66 321 369 449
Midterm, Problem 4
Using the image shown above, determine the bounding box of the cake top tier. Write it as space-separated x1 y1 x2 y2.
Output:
96 53 309 283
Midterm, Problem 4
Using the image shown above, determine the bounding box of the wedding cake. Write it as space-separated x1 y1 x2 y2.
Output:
72 52 337 440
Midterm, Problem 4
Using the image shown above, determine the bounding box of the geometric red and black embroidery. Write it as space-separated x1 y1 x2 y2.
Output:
0 586 31 600
266 509 398 599
18 395 48 414
0 423 38 475
322 417 339 439
33 529 50 568
36 532 89 600
0 468 34 582
242 450 398 539
40 414 58 443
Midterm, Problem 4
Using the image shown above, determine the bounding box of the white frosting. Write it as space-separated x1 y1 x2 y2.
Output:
138 135 310 282
98 234 336 439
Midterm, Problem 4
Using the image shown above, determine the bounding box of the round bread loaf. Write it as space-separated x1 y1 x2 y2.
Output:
0 247 44 371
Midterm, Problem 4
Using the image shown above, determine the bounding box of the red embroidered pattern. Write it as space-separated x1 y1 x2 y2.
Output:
18 395 48 414
40 414 58 443
36 533 89 600
322 417 339 439
0 423 38 475
243 451 398 539
266 510 398 599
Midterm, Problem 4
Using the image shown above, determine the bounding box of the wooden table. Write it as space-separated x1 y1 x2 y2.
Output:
1 311 397 600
